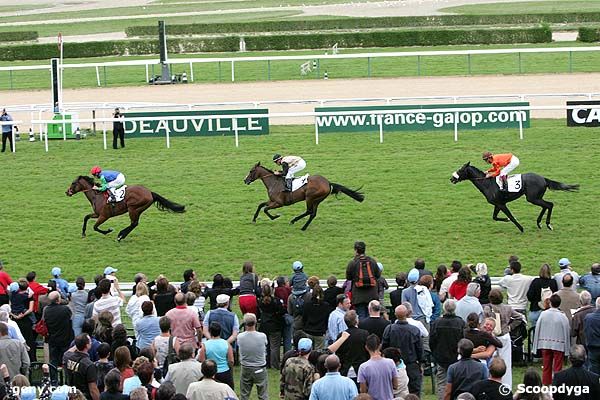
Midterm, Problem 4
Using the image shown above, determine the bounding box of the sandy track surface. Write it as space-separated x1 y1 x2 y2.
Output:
6 73 600 125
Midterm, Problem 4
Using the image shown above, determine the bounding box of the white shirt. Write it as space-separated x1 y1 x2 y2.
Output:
126 294 154 327
93 294 123 326
499 273 534 310
407 317 429 337
439 273 458 298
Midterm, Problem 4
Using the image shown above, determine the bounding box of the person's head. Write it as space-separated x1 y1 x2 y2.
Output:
216 294 230 308
133 273 147 286
488 288 503 305
591 263 600 275
183 269 195 282
141 301 154 316
337 294 351 310
368 300 382 316
156 277 169 293
114 107 120 115
558 257 571 270
549 294 562 309
276 276 286 287
11 374 30 388
457 338 474 358
212 273 224 288
418 275 433 289
82 319 96 335
293 331 308 350
47 279 57 292
137 361 154 386
17 278 28 291
466 313 480 329
156 381 176 400
401 301 413 317
482 317 496 334
0 322 8 337
130 388 149 400
327 275 338 288
98 278 111 295
344 310 358 328
538 263 552 279
407 268 419 285
395 305 408 321
414 258 425 270
596 297 600 309
0 311 7 323
74 276 85 291
26 271 36 283
324 354 340 373
443 299 457 316
307 276 320 289
48 291 60 304
450 260 462 273
104 369 121 393
262 284 272 300
354 241 366 255
466 282 480 298
136 282 149 297
201 360 217 379
311 285 324 302
178 343 194 361
138 348 155 365
243 313 257 329
112 324 127 343
242 261 254 274
354 395 374 400
97 342 111 360
580 291 592 306
174 292 185 306
298 338 313 355
382 347 402 365
563 273 574 288
482 151 493 163
395 272 407 287
159 316 171 333
209 321 222 338
114 346 132 370
510 261 522 274
570 344 587 367
457 266 472 283
457 394 476 400
188 280 202 296
522 367 543 388
475 263 488 277
365 334 381 354
74 334 91 352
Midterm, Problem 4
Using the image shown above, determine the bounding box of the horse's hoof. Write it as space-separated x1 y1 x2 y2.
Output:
290 220 296 225
519 228 524 233
547 224 553 231
81 234 86 238
537 223 542 229
272 215 280 220
107 228 114 234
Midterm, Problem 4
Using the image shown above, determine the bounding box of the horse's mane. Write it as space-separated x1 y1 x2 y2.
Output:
257 164 275 174
77 175 95 185
466 164 485 176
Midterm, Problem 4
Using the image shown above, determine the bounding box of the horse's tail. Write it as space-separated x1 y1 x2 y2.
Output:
151 192 186 213
330 183 365 202
545 178 580 192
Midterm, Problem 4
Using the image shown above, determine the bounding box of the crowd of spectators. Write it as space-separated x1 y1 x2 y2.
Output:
0 246 599 400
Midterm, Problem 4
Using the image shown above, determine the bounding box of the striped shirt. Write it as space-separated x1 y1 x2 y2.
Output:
93 295 123 326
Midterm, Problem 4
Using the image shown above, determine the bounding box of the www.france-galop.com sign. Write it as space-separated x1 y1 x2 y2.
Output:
124 109 269 137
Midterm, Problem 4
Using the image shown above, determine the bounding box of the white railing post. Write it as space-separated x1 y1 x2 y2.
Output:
166 129 170 149
518 113 524 140
231 61 235 82
44 128 48 152
11 128 16 153
96 66 101 86
102 125 107 150
189 61 194 82
315 119 319 145
454 113 459 142
145 65 149 84
379 117 384 143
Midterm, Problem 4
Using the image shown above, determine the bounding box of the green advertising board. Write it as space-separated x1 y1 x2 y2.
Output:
47 113 75 139
315 102 530 133
124 109 269 138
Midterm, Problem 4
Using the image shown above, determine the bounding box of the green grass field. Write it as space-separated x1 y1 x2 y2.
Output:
2 42 600 91
0 120 597 284
443 0 600 15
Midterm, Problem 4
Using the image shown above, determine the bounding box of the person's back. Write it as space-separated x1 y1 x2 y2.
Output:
447 354 488 398
552 345 600 400
237 330 267 367
580 267 600 302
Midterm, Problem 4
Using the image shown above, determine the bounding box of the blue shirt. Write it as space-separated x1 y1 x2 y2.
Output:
431 291 442 321
0 113 13 133
455 295 484 323
53 278 70 298
401 286 424 319
580 273 600 303
100 170 120 182
122 375 141 395
327 307 347 344
309 372 358 400
204 338 230 373
135 315 161 350
584 310 600 350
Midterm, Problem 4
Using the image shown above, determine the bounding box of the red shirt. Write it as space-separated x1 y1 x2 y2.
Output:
28 281 49 312
274 286 292 307
0 271 12 295
449 280 469 300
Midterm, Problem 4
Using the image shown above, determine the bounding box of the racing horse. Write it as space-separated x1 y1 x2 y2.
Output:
66 176 185 241
450 162 579 232
244 162 364 230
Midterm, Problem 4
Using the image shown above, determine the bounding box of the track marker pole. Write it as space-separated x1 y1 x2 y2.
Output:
454 113 459 142
166 128 170 149
314 119 319 145
379 118 383 143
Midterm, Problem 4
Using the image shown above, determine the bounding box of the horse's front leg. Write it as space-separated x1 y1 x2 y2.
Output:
492 205 509 222
82 213 98 237
252 202 268 223
499 205 523 233
93 215 114 235
263 202 282 220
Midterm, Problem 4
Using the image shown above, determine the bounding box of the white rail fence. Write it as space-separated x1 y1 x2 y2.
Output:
2 46 600 87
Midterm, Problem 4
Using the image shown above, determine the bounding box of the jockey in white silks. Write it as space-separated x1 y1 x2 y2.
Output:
272 154 306 192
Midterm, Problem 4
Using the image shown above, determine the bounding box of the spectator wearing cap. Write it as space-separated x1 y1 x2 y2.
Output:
203 294 239 345
186 360 238 400
0 261 12 306
533 294 571 385
45 291 74 371
359 300 390 340
552 344 600 400
556 274 581 325
443 339 488 400
166 293 202 349
580 263 600 303
554 258 580 291
50 267 70 299
584 297 600 374
104 266 125 301
571 291 594 347
456 283 484 323
472 263 491 306
281 338 316 400
346 241 381 320
290 261 309 297
327 294 350 345
92 278 123 326
309 354 357 400
328 310 369 379
430 299 465 400
382 305 424 395
498 261 534 314
401 268 433 328
526 263 558 329
439 260 462 302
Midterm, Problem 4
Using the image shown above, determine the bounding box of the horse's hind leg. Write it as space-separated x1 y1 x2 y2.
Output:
300 197 327 231
527 196 554 230
499 205 524 233
117 207 141 241
290 209 310 225
492 206 509 222
93 215 113 235
82 213 98 237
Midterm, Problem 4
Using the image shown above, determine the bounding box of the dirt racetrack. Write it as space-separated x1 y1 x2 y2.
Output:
6 73 600 126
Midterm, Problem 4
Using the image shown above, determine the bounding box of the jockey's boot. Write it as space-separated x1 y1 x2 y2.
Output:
109 193 117 203
500 176 508 194
283 178 292 192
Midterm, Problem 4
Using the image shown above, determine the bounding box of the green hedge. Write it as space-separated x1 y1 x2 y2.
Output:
1 27 550 61
578 27 600 42
127 13 600 36
0 31 38 42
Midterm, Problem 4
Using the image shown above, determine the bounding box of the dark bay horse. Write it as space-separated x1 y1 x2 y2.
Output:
450 162 579 232
244 163 364 230
66 176 185 241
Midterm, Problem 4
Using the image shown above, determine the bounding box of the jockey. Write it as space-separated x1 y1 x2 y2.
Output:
482 151 520 192
273 153 306 192
90 166 126 202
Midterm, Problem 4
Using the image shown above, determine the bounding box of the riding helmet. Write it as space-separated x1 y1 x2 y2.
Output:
273 154 282 162
482 151 493 161
90 166 102 175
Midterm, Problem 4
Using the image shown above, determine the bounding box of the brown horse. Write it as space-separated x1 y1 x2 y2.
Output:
244 162 364 230
66 176 185 241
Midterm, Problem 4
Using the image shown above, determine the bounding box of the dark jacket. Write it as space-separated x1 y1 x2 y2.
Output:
552 366 600 400
346 255 381 305
259 297 285 333
430 315 465 368
382 320 423 364
302 298 331 336
473 275 492 305
336 326 369 376
44 302 74 347
527 277 558 312
389 288 404 311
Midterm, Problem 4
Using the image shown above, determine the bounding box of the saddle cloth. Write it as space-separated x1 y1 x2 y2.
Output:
292 174 309 192
495 174 523 192
106 185 127 203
